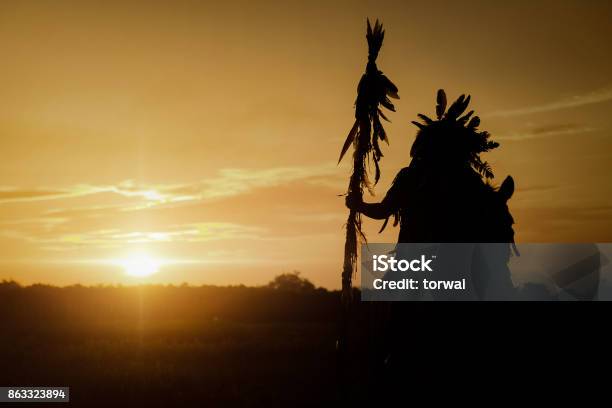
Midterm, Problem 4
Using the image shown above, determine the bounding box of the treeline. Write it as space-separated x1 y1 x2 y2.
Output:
0 276 341 326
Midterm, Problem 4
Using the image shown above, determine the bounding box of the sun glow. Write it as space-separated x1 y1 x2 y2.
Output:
118 253 161 277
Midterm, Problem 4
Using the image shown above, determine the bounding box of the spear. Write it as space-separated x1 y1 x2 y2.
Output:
337 19 398 363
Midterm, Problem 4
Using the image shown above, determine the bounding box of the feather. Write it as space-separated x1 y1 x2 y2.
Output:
473 159 494 179
372 121 383 159
366 19 385 60
338 120 359 164
458 110 474 124
463 95 471 112
383 76 399 99
378 109 390 122
411 121 425 129
374 158 381 184
446 94 466 120
380 98 395 111
387 88 400 99
417 113 433 124
467 116 480 128
436 89 447 119
380 126 387 143
374 111 389 144
378 217 389 233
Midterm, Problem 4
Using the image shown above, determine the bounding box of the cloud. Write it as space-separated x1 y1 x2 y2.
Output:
2 163 338 208
194 163 338 200
0 188 73 203
0 184 168 205
286 212 347 222
488 86 612 117
106 223 264 244
496 124 596 141
9 222 265 251
518 184 559 193
514 205 612 242
109 163 340 211
0 163 343 255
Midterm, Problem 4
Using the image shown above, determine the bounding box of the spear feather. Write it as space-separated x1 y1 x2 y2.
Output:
337 18 398 366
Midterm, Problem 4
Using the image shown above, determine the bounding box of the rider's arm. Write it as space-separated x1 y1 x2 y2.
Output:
344 167 412 220
345 196 393 220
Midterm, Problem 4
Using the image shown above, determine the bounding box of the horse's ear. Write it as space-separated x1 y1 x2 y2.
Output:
499 176 514 201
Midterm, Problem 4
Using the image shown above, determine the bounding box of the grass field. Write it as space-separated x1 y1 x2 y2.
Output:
0 282 343 407
2 279 599 406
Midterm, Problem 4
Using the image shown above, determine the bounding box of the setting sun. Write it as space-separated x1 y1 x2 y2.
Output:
118 254 161 277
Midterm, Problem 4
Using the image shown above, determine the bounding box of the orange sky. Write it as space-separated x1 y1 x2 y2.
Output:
1 0 611 288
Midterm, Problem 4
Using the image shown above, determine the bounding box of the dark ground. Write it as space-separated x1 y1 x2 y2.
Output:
2 281 607 407
0 282 343 407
